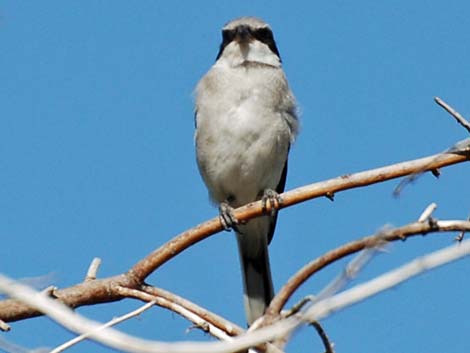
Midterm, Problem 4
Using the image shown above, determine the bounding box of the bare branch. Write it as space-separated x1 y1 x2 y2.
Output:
140 285 244 338
50 300 157 353
0 273 293 353
116 286 240 341
0 145 468 325
131 145 470 281
2 238 468 353
265 219 470 319
435 97 470 134
316 242 383 301
394 96 470 197
302 241 470 322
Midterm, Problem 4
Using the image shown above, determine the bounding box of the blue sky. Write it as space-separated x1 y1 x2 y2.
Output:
1 1 469 352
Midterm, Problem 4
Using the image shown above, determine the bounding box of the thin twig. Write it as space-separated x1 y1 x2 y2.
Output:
265 219 470 319
303 241 470 323
278 297 334 353
310 321 335 353
434 97 470 134
282 296 316 318
50 300 157 353
316 242 384 301
394 98 469 196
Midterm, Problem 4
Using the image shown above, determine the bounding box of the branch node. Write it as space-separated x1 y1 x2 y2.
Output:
283 295 316 318
42 286 58 298
455 231 465 242
186 322 210 334
427 217 439 231
397 232 407 240
325 192 335 201
455 216 470 242
431 168 441 178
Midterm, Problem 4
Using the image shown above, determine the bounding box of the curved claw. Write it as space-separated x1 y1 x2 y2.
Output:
261 189 283 217
219 202 239 231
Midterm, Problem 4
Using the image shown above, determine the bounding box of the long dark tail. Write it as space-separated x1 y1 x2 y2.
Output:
237 216 274 325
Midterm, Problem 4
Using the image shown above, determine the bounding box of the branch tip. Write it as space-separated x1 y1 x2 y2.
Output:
0 319 10 331
418 203 438 223
434 96 470 134
310 321 335 353
85 257 102 281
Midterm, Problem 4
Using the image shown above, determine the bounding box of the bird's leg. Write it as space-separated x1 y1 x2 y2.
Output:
261 189 283 217
219 201 239 232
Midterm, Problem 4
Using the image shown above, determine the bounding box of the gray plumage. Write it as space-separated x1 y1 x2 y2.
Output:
194 17 298 324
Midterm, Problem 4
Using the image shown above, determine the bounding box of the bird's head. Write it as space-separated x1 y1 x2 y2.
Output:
215 17 281 67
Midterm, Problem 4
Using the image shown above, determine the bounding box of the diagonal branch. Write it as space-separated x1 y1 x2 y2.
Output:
116 285 244 340
0 143 468 325
435 97 470 133
0 241 469 353
50 300 157 353
264 219 470 320
130 143 470 281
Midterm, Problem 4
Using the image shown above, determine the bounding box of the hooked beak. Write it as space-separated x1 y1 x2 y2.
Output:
234 25 252 43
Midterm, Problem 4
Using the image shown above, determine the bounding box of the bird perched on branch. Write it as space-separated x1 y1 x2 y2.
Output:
194 16 298 325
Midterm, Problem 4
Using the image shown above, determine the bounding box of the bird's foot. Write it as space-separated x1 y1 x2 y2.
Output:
219 201 239 231
261 189 283 217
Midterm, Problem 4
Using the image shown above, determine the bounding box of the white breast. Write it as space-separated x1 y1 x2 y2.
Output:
195 63 296 206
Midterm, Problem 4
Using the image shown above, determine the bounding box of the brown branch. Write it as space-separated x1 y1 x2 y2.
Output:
116 285 244 338
0 274 129 322
130 144 469 282
0 145 468 326
264 220 470 321
140 285 244 337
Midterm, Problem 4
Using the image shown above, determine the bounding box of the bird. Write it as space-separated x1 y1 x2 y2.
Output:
194 17 298 325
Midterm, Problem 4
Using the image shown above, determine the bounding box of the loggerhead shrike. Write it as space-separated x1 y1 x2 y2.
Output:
194 17 298 325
